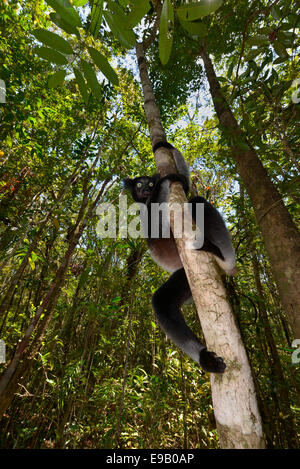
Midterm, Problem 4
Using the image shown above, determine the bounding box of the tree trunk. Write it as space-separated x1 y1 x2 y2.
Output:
136 41 265 449
200 44 300 340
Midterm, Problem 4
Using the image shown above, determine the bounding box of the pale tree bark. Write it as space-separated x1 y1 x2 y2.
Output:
200 44 300 340
136 41 265 449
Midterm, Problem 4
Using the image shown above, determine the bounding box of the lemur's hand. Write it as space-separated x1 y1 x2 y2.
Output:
199 348 226 374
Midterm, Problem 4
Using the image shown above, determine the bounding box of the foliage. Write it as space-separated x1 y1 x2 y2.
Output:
0 0 299 449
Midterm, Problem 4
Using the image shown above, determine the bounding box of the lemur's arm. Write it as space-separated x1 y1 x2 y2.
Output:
152 141 191 192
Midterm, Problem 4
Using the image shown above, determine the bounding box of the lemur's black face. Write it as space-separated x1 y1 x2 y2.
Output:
123 176 157 203
134 177 155 201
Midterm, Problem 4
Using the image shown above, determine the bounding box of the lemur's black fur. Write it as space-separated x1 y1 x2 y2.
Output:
123 141 236 373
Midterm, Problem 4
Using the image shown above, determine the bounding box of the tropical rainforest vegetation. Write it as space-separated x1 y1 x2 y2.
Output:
0 0 299 449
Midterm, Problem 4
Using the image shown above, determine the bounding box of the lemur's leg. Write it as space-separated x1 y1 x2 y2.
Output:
152 141 191 191
152 267 226 373
189 196 236 275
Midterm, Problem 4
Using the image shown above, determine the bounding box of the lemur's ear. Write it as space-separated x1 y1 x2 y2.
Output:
122 178 134 190
151 174 160 183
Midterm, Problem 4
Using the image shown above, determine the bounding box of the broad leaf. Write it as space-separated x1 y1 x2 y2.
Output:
90 0 104 39
73 67 89 104
88 47 119 86
49 12 80 37
126 0 151 29
159 0 174 65
273 41 289 57
107 0 125 16
33 29 73 54
271 5 281 21
81 60 102 98
247 35 268 46
103 10 136 48
48 69 66 88
273 56 287 64
246 48 262 61
45 0 82 27
178 18 207 38
176 0 223 21
35 46 68 65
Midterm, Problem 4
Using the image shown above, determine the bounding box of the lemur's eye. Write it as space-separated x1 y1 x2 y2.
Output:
136 182 142 188
149 182 154 187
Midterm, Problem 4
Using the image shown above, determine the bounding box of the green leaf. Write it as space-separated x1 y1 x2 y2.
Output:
176 0 222 21
270 84 283 97
48 69 66 88
247 35 269 46
81 60 102 98
246 48 262 61
45 0 82 27
49 12 80 37
273 56 287 64
291 406 300 412
249 61 258 75
46 378 56 386
159 0 174 65
73 0 88 6
31 252 41 263
273 40 289 57
28 257 35 271
126 0 151 29
111 296 121 303
257 26 273 34
240 65 250 78
35 46 68 65
33 29 73 54
227 61 234 79
74 67 89 104
88 47 119 86
107 0 126 16
271 5 281 21
280 22 293 31
178 17 207 37
103 10 136 48
90 0 104 39
287 13 298 26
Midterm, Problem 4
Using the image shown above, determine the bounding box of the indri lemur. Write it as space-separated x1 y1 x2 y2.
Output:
123 142 236 373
